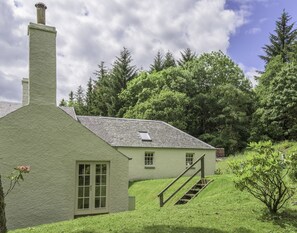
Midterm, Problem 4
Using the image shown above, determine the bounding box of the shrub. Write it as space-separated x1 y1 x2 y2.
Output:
229 141 295 214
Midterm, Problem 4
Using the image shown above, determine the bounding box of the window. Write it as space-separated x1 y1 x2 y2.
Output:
186 153 194 166
145 152 154 166
76 162 109 215
139 131 152 141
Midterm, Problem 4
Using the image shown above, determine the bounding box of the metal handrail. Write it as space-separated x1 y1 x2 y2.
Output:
157 154 205 207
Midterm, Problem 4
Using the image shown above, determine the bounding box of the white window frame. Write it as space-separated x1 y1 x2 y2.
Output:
144 152 155 168
186 153 195 168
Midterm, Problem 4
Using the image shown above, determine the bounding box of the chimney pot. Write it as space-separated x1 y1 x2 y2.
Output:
35 2 47 25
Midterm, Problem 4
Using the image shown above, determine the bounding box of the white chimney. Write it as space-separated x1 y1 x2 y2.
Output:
22 78 29 106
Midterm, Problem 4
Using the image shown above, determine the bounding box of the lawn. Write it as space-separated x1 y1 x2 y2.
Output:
10 145 297 233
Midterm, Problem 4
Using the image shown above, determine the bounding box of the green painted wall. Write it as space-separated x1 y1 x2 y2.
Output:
117 147 216 181
0 105 129 229
28 23 56 105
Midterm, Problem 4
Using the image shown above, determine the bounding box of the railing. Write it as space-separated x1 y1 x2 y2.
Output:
157 154 205 207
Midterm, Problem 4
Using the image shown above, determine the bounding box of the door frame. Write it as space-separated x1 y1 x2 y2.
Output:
75 161 110 215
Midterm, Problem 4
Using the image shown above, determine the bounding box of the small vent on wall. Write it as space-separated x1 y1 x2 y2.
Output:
139 131 152 141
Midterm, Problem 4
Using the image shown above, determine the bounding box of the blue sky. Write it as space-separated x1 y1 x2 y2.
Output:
226 0 296 78
0 0 296 103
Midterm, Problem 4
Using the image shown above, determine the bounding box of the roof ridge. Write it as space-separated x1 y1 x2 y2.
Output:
77 115 164 123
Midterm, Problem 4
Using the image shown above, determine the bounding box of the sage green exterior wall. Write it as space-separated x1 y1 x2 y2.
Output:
117 147 216 181
0 105 129 229
28 23 57 105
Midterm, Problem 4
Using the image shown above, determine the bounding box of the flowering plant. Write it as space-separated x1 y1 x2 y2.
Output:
5 165 31 197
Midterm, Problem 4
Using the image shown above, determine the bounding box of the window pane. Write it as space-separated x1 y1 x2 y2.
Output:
85 165 90 174
95 198 100 208
95 186 100 196
79 176 84 186
96 175 101 185
84 198 89 208
100 197 106 207
79 165 84 175
78 198 83 209
84 187 89 197
85 175 90 185
96 165 101 174
78 187 83 197
101 186 106 196
102 164 107 174
101 175 106 185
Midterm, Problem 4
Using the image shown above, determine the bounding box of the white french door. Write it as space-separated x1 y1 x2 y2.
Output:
75 162 109 215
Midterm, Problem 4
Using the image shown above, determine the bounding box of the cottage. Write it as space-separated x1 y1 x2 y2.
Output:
78 116 216 181
0 4 129 230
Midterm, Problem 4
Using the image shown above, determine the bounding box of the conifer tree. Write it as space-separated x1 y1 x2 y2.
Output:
150 51 164 72
178 48 197 66
163 51 176 69
260 10 297 64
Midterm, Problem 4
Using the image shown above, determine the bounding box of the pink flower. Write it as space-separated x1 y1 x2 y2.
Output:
15 165 31 173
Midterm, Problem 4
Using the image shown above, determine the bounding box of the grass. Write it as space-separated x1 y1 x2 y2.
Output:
11 141 297 233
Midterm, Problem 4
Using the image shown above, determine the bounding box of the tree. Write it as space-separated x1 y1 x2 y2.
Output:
177 48 197 66
260 10 297 64
85 78 95 115
229 141 294 214
124 90 190 130
150 51 164 72
120 51 253 154
74 85 85 115
163 51 176 69
68 91 74 107
59 99 67 107
108 47 137 116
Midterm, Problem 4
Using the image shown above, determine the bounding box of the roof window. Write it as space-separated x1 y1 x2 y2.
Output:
139 131 152 141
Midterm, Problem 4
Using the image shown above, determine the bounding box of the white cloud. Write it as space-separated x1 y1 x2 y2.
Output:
246 27 261 34
238 63 259 87
0 0 247 103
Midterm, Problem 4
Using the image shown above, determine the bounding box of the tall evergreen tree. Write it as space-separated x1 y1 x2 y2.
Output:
59 98 67 107
94 61 108 85
260 10 297 64
150 50 164 72
178 48 197 66
163 51 176 69
74 85 85 115
85 78 95 115
68 91 74 107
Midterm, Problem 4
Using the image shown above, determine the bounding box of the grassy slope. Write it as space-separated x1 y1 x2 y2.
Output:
11 141 297 233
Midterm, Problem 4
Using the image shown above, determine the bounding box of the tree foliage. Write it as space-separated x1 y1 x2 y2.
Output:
252 56 297 141
260 10 297 64
120 51 253 154
229 141 295 214
177 48 197 66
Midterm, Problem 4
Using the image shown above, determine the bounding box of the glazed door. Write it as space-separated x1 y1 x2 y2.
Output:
75 162 109 215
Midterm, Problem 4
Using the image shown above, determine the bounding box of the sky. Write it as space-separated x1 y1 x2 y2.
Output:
0 0 296 104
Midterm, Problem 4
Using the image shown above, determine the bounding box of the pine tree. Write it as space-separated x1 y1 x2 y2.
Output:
74 85 85 115
111 47 137 90
260 10 297 64
94 61 108 85
85 78 95 115
150 51 164 72
107 47 137 116
163 51 176 69
178 48 197 66
68 91 74 107
59 98 67 107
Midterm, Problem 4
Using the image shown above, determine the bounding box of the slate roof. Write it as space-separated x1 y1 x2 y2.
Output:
0 102 77 120
78 116 215 149
0 102 22 118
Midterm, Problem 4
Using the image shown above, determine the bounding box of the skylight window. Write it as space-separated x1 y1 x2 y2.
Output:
139 131 152 141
